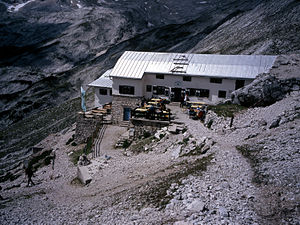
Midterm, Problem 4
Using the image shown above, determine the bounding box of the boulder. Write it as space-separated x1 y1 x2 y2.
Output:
232 74 300 107
172 146 182 159
231 75 284 107
77 166 92 185
187 200 206 212
269 117 281 129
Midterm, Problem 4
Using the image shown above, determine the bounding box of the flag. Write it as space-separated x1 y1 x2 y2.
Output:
81 86 86 112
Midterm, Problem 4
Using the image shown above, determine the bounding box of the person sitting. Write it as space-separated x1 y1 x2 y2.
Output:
189 108 196 118
148 105 156 120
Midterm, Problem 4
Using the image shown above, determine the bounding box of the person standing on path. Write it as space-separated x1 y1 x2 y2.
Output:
51 149 56 170
25 165 35 187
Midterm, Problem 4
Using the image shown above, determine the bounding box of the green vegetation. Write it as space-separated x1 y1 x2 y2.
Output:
70 137 93 165
236 144 269 185
137 154 214 209
143 131 151 138
178 136 191 146
70 177 84 187
208 103 247 117
122 139 132 149
130 136 156 153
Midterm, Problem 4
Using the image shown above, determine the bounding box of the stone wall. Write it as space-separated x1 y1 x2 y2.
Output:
111 95 141 124
75 113 103 144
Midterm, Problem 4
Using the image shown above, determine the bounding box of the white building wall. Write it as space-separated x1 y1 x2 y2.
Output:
94 87 112 107
142 73 253 101
112 73 254 103
112 77 144 97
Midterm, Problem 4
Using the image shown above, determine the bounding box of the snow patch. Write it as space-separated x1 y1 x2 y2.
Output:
76 3 82 8
7 0 36 12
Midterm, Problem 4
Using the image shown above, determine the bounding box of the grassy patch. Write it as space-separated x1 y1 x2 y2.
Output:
130 136 156 154
70 177 84 187
70 137 93 165
236 144 269 185
136 154 214 209
208 103 247 117
122 139 132 149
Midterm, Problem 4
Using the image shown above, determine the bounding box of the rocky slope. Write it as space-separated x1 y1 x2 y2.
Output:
191 0 300 55
0 89 299 224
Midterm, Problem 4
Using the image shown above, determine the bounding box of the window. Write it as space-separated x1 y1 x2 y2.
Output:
235 80 245 90
198 89 210 98
183 76 192 82
109 89 112 96
157 86 166 95
189 88 197 96
119 85 135 95
218 90 226 98
156 74 164 79
99 88 107 95
146 85 152 92
210 78 222 84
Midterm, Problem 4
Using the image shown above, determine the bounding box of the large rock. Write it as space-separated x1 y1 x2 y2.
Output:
77 166 92 185
231 74 300 107
231 75 284 107
186 199 206 212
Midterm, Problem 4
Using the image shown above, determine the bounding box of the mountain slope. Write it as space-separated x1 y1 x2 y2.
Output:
191 0 300 54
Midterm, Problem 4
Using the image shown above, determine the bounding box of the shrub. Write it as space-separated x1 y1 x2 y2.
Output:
122 139 131 149
208 103 247 117
143 131 151 138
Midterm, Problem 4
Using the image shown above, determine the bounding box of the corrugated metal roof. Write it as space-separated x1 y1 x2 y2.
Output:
88 69 113 88
109 51 277 79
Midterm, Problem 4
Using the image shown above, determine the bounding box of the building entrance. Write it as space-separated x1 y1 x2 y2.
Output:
123 107 131 121
171 88 182 102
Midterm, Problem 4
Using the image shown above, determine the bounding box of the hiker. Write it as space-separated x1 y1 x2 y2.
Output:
197 109 204 121
184 93 189 107
230 115 234 128
50 149 56 170
148 104 156 120
25 165 35 187
141 97 146 107
180 94 184 108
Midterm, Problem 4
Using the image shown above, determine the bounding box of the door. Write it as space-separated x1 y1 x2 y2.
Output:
171 88 182 102
235 80 245 90
123 108 131 121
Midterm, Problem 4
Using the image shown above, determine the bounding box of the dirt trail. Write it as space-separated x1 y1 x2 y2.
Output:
1 104 261 224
